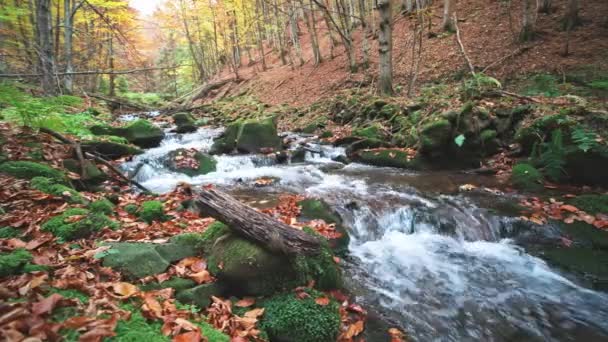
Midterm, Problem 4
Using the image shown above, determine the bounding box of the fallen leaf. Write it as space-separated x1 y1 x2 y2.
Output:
560 204 579 213
343 320 365 339
32 293 63 315
315 297 330 306
244 308 265 319
173 331 201 342
189 270 212 284
235 297 256 308
111 282 138 298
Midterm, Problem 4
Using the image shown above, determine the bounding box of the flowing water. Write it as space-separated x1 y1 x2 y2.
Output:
122 124 608 341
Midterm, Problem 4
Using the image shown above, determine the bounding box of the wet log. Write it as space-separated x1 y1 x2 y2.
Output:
192 187 321 255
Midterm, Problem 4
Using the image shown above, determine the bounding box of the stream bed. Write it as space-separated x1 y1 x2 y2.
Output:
121 125 608 342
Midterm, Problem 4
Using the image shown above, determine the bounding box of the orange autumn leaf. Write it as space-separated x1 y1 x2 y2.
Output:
111 282 139 298
560 204 579 213
343 320 365 339
244 308 265 319
173 331 201 342
235 297 256 308
315 297 330 306
190 270 212 284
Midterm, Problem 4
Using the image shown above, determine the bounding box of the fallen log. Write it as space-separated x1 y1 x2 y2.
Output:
192 187 321 255
89 93 152 111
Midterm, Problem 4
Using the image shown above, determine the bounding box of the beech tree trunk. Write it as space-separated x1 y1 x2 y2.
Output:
519 0 536 42
36 0 57 95
564 0 580 30
64 0 74 92
442 0 456 32
377 0 393 95
537 0 551 13
193 188 322 255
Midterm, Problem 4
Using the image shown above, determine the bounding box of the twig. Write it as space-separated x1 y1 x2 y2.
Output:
453 13 475 77
39 128 152 193
482 44 535 73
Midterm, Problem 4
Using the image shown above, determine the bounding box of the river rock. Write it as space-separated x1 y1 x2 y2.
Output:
90 119 165 148
175 283 225 308
165 148 216 176
173 112 197 133
351 148 425 171
298 199 350 254
210 117 282 155
81 140 143 160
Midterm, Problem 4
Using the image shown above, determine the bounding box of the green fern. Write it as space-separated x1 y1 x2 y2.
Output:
571 126 599 153
537 129 566 181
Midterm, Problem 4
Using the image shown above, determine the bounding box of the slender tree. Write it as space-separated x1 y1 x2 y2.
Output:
442 0 456 32
35 0 57 95
519 0 536 42
377 0 393 95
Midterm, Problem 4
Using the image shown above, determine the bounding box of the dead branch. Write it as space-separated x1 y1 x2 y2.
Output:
453 13 475 77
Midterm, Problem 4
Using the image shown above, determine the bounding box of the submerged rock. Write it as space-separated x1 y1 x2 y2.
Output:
173 112 197 133
165 148 216 176
90 119 165 148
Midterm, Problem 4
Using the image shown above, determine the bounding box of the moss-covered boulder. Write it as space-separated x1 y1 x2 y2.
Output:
90 119 165 148
298 199 350 253
352 123 386 141
63 159 107 185
419 119 452 155
0 161 68 183
210 118 282 155
351 148 424 170
176 283 225 309
0 248 33 277
31 177 84 204
173 112 197 133
102 243 170 279
563 145 608 186
567 194 608 215
260 289 341 342
236 117 282 153
515 114 577 154
81 140 143 160
88 198 115 215
205 223 342 296
345 138 391 156
41 208 119 241
165 148 216 176
102 233 205 280
141 277 197 292
511 163 543 191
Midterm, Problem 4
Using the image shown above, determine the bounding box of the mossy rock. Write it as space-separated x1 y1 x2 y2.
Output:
81 140 143 160
0 248 32 277
564 147 608 186
90 119 164 148
166 149 216 176
138 200 166 223
41 208 119 241
290 148 307 163
352 123 386 141
102 243 171 279
345 138 391 156
511 163 543 191
260 289 341 342
209 122 241 155
419 119 452 155
298 199 350 254
0 161 67 183
31 177 85 204
567 194 608 215
155 232 206 262
173 112 197 133
542 246 608 290
236 117 282 154
560 221 608 249
175 283 225 309
141 276 197 292
63 159 107 185
88 198 115 215
351 149 424 170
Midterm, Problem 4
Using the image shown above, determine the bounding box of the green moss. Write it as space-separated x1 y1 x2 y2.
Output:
210 121 242 154
110 306 167 342
568 194 608 215
0 248 32 277
89 199 115 215
515 114 577 154
319 130 333 138
0 227 21 239
352 149 422 170
90 119 164 148
41 208 119 241
298 199 350 253
420 119 452 154
236 117 282 153
260 289 341 342
48 288 89 304
200 222 230 251
480 129 497 142
0 161 67 183
102 243 170 279
511 163 543 191
352 123 384 140
176 283 225 309
81 140 143 160
125 204 139 215
197 321 230 342
31 177 84 204
62 159 107 184
166 149 217 176
138 200 166 223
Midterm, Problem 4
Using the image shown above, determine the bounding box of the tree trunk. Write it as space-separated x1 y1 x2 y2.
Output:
289 2 304 66
64 0 74 92
274 0 287 65
255 0 267 70
193 188 322 255
519 0 536 42
564 0 580 30
358 0 369 68
36 0 57 95
309 0 322 65
377 0 393 95
442 0 456 32
537 0 551 13
108 35 115 96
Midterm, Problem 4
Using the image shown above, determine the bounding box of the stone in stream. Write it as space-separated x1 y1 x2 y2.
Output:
172 112 197 133
90 119 165 148
203 222 342 296
81 139 143 160
298 199 350 254
209 117 282 154
165 148 217 176
351 148 425 170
